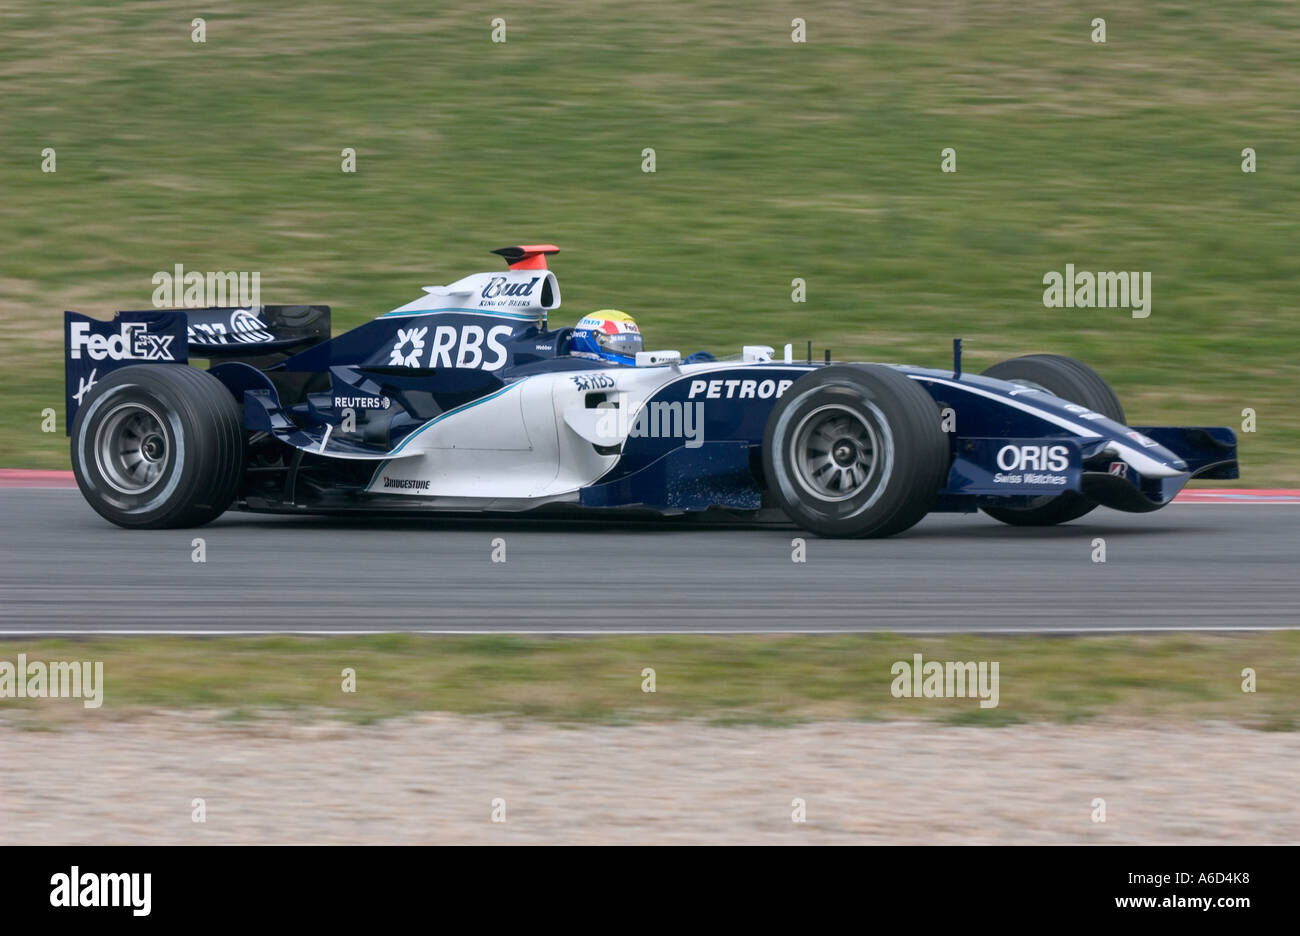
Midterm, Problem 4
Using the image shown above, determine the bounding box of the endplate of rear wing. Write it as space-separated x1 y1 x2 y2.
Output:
64 306 329 431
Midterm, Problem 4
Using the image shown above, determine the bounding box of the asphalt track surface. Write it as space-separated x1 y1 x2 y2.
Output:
1 489 1296 633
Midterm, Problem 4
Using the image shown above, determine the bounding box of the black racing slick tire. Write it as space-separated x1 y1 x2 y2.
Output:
71 365 245 529
978 353 1125 527
762 364 949 538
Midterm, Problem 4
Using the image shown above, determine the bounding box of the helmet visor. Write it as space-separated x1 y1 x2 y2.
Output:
598 331 642 358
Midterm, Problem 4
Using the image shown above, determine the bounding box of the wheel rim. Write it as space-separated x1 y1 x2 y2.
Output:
94 402 169 494
790 404 883 502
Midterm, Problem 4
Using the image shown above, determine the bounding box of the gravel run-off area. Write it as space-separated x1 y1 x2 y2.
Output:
3 713 1296 844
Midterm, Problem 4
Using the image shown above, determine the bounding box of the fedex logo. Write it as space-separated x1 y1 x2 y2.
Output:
388 324 514 370
70 321 176 362
996 444 1070 472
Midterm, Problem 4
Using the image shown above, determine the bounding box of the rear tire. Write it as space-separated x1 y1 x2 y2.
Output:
978 353 1124 527
762 364 949 538
71 365 245 529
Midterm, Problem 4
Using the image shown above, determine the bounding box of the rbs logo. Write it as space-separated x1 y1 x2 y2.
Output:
996 444 1070 472
388 324 514 370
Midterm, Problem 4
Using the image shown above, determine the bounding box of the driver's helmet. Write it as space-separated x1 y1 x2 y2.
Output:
570 310 643 365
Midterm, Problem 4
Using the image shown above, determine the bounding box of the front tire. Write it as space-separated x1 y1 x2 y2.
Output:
978 353 1124 527
762 364 949 538
71 365 245 529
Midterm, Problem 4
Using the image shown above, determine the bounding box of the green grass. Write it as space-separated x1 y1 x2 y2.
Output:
2 1 1297 476
2 633 1297 729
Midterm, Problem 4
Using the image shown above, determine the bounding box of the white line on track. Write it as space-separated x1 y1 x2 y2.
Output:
2 626 1299 636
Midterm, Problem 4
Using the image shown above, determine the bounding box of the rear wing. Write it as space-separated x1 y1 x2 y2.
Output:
64 305 329 432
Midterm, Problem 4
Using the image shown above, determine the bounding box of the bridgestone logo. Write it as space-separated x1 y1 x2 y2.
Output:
382 476 430 490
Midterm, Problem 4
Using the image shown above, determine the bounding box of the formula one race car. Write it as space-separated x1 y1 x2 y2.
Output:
64 245 1238 537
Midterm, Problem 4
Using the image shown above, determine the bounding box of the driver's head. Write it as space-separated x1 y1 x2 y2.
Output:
570 309 643 364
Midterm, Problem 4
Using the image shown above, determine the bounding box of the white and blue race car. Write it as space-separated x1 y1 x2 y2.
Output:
64 245 1237 537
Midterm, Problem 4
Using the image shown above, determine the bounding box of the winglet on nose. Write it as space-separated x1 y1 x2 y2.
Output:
491 245 560 270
